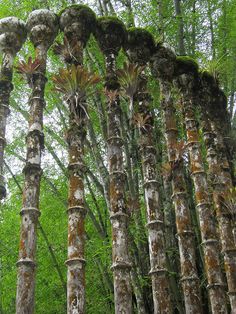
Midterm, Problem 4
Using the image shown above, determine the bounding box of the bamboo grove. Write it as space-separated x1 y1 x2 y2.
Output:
0 4 235 314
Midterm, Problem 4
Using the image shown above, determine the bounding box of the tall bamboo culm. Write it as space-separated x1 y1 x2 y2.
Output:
199 74 236 311
0 18 27 200
151 44 203 314
125 29 173 314
174 58 227 313
94 17 133 314
59 5 96 314
16 10 58 314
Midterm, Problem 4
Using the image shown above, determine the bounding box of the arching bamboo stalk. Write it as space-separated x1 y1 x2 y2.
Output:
0 17 27 200
16 10 58 314
59 5 96 313
174 58 227 313
94 17 132 314
151 45 203 313
125 29 172 314
199 74 236 311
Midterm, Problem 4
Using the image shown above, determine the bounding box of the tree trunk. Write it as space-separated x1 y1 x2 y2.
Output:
174 0 186 55
16 10 58 314
176 73 227 313
0 17 27 199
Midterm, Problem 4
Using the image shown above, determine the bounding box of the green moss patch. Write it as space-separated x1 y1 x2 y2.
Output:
94 16 127 53
126 28 155 51
174 56 199 76
58 4 95 19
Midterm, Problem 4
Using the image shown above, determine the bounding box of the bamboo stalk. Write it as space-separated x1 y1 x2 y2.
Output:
175 65 227 313
0 17 27 199
59 6 96 313
16 10 58 314
199 76 236 311
94 17 133 313
126 29 172 313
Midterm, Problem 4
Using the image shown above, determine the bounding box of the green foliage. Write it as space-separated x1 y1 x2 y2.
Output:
201 55 227 84
116 62 145 99
15 56 41 85
52 64 100 100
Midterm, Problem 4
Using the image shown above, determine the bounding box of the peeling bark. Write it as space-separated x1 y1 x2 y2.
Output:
176 73 228 314
16 10 58 314
0 17 27 199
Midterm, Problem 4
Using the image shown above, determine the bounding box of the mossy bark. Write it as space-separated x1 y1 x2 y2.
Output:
176 73 227 314
16 10 58 314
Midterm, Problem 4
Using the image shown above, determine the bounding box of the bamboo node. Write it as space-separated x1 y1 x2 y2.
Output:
171 191 187 199
176 231 194 237
65 258 86 266
201 239 218 246
149 268 167 276
110 211 128 220
180 275 199 282
22 163 42 174
186 141 199 147
20 207 41 217
67 206 87 216
196 202 211 208
206 283 226 290
191 170 206 176
28 96 46 107
111 261 132 271
16 258 36 268
110 170 126 178
146 220 164 228
165 128 178 134
68 162 86 173
107 136 123 145
143 179 159 188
